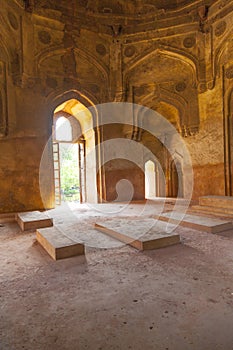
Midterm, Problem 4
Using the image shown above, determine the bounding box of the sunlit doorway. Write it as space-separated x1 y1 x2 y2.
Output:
52 99 97 206
145 160 157 199
59 143 80 202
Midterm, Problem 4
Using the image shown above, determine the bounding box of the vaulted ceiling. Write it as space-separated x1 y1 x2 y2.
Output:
12 0 222 37
31 0 218 12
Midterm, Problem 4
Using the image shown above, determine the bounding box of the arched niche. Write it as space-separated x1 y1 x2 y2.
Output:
125 49 199 135
168 156 184 198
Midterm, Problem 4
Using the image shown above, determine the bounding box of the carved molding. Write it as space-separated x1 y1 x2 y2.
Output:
0 61 8 137
37 46 109 83
47 88 100 108
124 46 198 88
130 81 199 138
13 0 25 9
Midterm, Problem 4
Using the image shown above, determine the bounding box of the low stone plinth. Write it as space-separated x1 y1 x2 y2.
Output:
191 205 233 217
199 196 233 210
36 226 85 260
0 213 16 223
16 211 53 231
155 212 232 233
95 219 180 251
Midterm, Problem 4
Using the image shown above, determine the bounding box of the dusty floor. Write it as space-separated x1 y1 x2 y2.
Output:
1 201 233 350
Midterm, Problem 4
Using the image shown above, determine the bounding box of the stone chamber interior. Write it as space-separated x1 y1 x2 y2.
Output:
1 1 233 350
1 0 233 212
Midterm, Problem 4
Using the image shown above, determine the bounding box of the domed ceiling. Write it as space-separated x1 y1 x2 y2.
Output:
15 0 220 36
20 0 218 14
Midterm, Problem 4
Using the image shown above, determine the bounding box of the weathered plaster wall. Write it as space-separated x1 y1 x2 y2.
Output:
1 0 233 212
186 83 225 197
103 160 145 202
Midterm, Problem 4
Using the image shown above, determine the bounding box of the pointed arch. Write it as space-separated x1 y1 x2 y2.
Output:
36 46 109 83
125 47 198 86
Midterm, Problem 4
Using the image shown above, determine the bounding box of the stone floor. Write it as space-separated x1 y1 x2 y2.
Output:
0 201 233 350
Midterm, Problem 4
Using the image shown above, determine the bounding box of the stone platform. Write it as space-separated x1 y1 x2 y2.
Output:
16 211 53 231
0 213 16 223
36 226 85 260
95 219 180 251
192 195 233 217
155 212 232 233
199 195 233 209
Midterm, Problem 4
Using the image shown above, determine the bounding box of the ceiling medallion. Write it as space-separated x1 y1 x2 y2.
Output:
38 31 51 45
183 36 196 49
225 66 233 79
124 46 136 58
215 21 227 37
175 82 187 92
96 44 107 56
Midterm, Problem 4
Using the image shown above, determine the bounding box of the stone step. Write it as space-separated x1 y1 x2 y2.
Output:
199 196 233 210
191 205 233 217
16 211 53 231
36 226 85 260
154 212 233 233
95 218 180 251
0 213 16 223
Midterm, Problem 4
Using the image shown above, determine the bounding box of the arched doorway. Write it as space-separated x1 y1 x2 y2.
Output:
52 99 97 205
145 160 156 199
170 160 178 198
168 159 183 198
